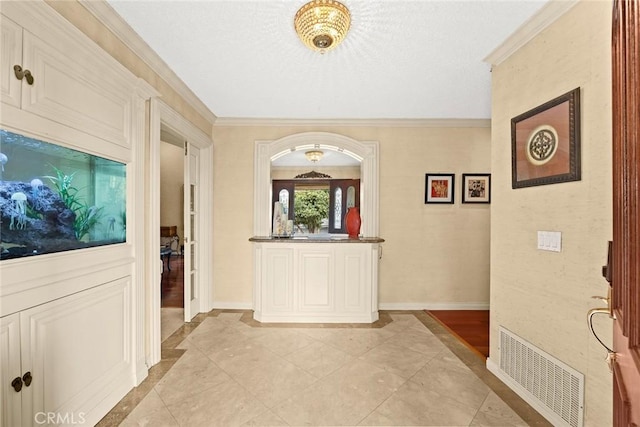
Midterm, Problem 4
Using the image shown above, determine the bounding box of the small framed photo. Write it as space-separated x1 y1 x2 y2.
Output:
462 174 491 204
425 173 455 204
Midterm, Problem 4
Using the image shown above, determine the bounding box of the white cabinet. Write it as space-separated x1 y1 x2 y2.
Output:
254 242 381 323
1 3 140 159
1 279 133 427
0 2 154 426
0 16 23 108
0 313 23 427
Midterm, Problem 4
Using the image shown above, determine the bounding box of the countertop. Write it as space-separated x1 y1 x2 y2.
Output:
249 236 385 243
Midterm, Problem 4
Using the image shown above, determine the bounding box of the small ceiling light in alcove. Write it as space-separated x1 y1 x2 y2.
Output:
294 0 351 53
305 150 324 162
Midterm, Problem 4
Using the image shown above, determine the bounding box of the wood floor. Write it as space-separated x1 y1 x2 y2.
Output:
426 310 489 358
161 254 184 308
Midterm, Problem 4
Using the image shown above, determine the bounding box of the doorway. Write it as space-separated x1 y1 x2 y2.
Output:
159 132 185 342
147 99 213 367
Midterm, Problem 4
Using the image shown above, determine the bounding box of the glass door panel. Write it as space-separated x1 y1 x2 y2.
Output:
183 143 200 321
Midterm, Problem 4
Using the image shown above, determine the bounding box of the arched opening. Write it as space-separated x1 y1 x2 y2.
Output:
253 132 379 238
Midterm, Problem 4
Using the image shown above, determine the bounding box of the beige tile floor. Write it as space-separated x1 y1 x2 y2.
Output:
99 310 551 427
161 307 184 342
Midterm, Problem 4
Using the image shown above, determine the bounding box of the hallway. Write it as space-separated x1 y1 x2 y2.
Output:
99 311 550 426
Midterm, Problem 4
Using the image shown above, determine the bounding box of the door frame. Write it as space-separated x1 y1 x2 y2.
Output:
147 99 213 366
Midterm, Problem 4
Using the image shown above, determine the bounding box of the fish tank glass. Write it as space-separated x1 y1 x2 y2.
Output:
1 129 126 260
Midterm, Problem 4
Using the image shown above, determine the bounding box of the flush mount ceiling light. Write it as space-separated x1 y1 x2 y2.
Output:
294 0 351 53
305 150 324 162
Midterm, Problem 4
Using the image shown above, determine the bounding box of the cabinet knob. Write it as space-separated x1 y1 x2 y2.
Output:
23 372 32 387
11 377 22 392
13 65 34 85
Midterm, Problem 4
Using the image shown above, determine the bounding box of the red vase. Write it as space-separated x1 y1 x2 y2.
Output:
345 207 361 239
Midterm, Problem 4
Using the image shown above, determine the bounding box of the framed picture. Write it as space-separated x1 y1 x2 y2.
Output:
511 87 581 188
462 173 491 203
425 173 455 204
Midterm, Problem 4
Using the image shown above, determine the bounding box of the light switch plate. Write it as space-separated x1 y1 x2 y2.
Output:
538 231 562 252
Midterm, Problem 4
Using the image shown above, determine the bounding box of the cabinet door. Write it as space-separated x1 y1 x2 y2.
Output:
264 247 294 313
298 247 334 313
0 314 23 427
335 245 368 313
0 15 22 108
21 278 132 426
20 31 133 148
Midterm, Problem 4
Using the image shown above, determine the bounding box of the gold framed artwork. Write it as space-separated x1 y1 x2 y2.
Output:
462 174 491 204
425 173 455 204
511 88 581 188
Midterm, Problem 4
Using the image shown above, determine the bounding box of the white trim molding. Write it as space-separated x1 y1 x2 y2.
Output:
211 302 253 310
131 79 159 385
484 0 580 66
379 302 490 311
79 0 216 125
216 118 491 128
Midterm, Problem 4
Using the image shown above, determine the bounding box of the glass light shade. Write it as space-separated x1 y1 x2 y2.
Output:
305 150 324 162
294 0 351 53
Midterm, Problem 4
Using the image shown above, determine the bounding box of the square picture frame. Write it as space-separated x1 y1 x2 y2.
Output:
511 87 581 188
462 173 491 203
425 173 455 204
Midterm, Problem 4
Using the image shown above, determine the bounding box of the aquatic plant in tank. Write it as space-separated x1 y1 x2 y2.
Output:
0 129 126 260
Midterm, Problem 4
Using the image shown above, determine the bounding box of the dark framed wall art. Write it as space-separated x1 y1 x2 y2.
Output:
511 88 581 188
425 173 455 204
462 173 491 203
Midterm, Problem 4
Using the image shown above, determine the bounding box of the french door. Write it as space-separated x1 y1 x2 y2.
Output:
183 143 200 321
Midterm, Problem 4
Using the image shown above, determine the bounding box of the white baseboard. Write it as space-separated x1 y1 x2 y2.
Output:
210 302 489 312
134 357 148 386
210 301 253 310
378 302 489 311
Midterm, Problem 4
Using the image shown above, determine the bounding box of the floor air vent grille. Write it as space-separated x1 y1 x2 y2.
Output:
499 327 584 427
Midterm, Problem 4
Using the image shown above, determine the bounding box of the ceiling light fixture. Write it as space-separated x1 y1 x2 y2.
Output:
294 0 351 54
305 150 324 162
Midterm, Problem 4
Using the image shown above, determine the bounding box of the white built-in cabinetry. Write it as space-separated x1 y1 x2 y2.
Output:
1 2 154 426
252 241 382 323
1 278 132 427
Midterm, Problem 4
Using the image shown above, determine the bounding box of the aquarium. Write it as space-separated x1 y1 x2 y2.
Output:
0 129 126 260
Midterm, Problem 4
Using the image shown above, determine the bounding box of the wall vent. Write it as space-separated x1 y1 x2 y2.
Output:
498 327 584 427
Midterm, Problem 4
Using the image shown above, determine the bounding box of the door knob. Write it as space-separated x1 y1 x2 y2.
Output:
590 287 614 319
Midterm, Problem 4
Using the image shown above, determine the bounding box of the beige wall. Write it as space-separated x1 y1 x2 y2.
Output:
160 142 184 244
212 125 491 307
489 1 612 425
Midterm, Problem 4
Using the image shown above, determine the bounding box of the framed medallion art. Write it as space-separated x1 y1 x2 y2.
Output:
511 88 581 188
425 173 455 204
462 174 491 203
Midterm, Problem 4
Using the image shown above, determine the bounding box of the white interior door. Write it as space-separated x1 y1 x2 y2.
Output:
183 143 200 321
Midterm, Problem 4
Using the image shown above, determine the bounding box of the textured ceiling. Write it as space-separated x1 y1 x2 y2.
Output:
107 0 548 120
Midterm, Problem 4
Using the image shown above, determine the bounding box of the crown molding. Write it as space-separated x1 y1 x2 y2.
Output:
213 117 491 128
484 0 580 66
79 0 216 124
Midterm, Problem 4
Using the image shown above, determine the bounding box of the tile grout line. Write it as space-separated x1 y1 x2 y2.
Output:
98 309 550 426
